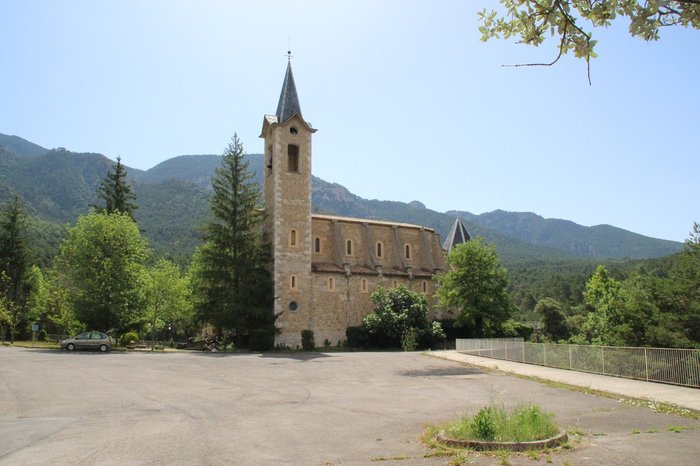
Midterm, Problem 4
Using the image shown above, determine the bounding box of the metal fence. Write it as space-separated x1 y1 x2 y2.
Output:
456 338 700 388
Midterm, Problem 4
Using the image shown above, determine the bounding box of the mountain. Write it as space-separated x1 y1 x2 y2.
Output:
0 133 49 158
0 133 683 265
447 210 682 259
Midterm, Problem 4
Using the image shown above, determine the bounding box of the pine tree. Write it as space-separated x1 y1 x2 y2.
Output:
0 196 31 342
190 134 274 346
96 156 138 219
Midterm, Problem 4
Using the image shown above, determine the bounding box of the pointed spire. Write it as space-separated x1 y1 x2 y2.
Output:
443 217 471 252
276 61 303 124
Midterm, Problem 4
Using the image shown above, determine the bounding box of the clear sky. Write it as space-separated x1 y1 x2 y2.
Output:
1 1 698 242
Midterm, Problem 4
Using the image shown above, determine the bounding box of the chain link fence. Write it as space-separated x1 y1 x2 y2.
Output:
456 338 700 388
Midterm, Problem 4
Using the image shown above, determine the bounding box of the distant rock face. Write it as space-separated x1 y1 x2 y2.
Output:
408 200 426 209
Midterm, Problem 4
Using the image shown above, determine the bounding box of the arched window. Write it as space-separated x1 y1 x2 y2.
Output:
266 145 273 173
346 240 353 256
290 229 297 247
376 241 383 258
422 281 427 293
392 280 398 288
328 277 336 291
361 278 368 293
290 275 297 290
405 244 411 260
314 237 321 254
287 144 299 172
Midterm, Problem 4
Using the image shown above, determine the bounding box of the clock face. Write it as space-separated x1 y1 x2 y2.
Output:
288 301 298 312
289 127 298 135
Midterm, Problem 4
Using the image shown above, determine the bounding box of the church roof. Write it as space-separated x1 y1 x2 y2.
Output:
312 213 436 232
443 217 471 252
276 61 303 124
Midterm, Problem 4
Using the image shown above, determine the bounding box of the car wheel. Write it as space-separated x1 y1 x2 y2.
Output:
99 344 109 352
66 343 76 351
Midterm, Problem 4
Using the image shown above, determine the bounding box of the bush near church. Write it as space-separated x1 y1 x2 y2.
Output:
359 285 445 350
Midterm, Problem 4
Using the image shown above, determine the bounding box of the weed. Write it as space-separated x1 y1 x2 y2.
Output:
496 450 511 465
445 403 559 442
667 425 692 433
631 429 641 434
645 428 659 433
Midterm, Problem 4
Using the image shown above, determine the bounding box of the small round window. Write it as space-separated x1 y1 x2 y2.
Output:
288 301 298 312
289 127 298 135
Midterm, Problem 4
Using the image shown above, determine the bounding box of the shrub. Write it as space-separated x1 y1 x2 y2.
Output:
37 329 48 342
401 327 418 351
249 328 274 351
346 326 368 348
301 330 315 351
362 285 445 350
119 331 139 347
323 338 331 348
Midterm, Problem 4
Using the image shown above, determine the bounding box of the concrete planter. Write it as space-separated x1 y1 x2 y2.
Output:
436 430 568 451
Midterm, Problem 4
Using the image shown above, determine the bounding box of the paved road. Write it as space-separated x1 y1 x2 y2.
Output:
1 347 699 465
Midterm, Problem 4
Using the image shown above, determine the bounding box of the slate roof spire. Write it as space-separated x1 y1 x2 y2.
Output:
275 60 303 124
443 217 471 252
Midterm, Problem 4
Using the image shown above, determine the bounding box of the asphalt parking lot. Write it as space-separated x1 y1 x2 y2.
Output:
1 347 698 465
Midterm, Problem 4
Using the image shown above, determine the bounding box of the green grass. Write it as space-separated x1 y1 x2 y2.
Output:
1 340 59 349
444 403 560 442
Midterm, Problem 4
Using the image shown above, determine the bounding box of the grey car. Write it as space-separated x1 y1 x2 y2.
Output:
60 332 113 352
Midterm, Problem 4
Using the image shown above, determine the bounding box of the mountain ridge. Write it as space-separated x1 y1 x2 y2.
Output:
0 132 683 263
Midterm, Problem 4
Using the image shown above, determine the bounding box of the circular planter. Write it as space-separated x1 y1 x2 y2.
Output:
436 430 568 452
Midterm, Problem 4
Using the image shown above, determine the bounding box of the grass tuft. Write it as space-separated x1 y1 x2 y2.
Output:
444 403 560 442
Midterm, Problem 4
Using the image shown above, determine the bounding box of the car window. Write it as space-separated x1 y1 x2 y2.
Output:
76 332 90 340
90 332 104 339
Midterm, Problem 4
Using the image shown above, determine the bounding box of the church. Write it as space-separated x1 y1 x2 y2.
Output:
260 61 468 347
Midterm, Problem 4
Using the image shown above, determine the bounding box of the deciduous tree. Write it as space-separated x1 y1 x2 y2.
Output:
478 1 700 82
144 259 192 344
535 297 569 341
436 239 513 337
56 211 149 331
582 265 624 345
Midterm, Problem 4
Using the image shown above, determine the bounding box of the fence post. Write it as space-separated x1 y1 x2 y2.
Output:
601 346 605 374
543 343 547 366
569 345 572 370
644 347 649 381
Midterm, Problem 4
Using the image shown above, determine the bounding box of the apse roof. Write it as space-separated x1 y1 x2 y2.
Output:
443 217 471 252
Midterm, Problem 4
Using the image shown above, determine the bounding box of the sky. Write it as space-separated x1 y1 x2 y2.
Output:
1 1 698 242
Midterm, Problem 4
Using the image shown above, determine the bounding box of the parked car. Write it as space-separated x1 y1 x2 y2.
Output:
60 332 113 352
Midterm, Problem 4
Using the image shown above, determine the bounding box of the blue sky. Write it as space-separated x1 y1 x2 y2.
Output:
1 1 698 242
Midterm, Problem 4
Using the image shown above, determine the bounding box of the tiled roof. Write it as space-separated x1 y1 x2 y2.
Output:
443 217 471 252
311 262 344 273
276 61 302 124
312 213 435 232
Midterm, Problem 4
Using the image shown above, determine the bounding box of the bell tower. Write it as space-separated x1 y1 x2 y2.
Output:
260 59 316 346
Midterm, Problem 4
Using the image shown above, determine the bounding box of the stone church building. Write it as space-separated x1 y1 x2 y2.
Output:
261 62 467 347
